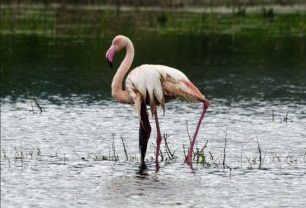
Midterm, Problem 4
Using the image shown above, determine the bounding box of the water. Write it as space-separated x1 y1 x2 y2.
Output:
1 34 306 207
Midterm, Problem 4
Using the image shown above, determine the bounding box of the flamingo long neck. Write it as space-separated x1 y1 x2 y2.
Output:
111 39 134 104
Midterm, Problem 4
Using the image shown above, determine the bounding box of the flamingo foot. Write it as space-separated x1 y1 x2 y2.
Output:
185 154 193 167
155 160 160 172
138 158 148 175
155 134 162 172
139 162 147 170
138 163 149 175
154 110 162 172
185 100 209 167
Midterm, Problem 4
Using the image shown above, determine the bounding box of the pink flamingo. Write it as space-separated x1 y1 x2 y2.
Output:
106 35 209 171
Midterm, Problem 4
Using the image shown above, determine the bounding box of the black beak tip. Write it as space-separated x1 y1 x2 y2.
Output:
107 59 113 68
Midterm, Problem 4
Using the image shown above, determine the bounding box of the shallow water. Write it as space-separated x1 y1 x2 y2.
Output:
1 34 306 207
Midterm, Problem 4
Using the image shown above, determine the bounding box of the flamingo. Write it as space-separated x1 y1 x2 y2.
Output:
106 35 209 171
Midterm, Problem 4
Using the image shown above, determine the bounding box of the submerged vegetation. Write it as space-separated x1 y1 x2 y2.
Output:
2 131 305 174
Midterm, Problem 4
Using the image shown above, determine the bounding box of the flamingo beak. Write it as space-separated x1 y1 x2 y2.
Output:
106 46 116 68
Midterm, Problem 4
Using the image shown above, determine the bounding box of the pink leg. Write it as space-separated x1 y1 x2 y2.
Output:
154 110 162 172
185 100 209 166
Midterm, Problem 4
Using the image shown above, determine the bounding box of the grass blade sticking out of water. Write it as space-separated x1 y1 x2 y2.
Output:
112 133 117 161
163 134 176 161
25 87 43 114
223 129 228 169
25 87 34 114
257 137 262 169
120 136 129 161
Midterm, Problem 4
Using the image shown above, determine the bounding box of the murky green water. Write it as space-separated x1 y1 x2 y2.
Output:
1 34 306 207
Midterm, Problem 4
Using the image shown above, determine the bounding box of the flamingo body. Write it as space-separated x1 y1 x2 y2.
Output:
106 35 209 172
126 64 205 117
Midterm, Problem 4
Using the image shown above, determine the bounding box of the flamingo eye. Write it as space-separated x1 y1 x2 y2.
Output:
112 39 124 51
113 39 120 46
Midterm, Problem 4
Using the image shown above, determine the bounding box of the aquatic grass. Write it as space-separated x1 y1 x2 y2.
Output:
271 110 290 123
257 137 263 169
1 144 68 170
2 133 305 173
120 136 129 161
26 87 43 114
222 129 228 169
194 140 208 165
92 133 305 171
163 133 177 161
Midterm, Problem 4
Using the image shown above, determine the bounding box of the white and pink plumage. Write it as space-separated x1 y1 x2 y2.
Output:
106 35 209 172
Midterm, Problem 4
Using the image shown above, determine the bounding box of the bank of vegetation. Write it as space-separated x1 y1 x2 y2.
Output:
1 1 305 37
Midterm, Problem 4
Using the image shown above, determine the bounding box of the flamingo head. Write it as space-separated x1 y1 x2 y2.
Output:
106 35 127 68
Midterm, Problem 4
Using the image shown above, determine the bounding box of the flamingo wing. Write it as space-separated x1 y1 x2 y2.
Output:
126 64 205 117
